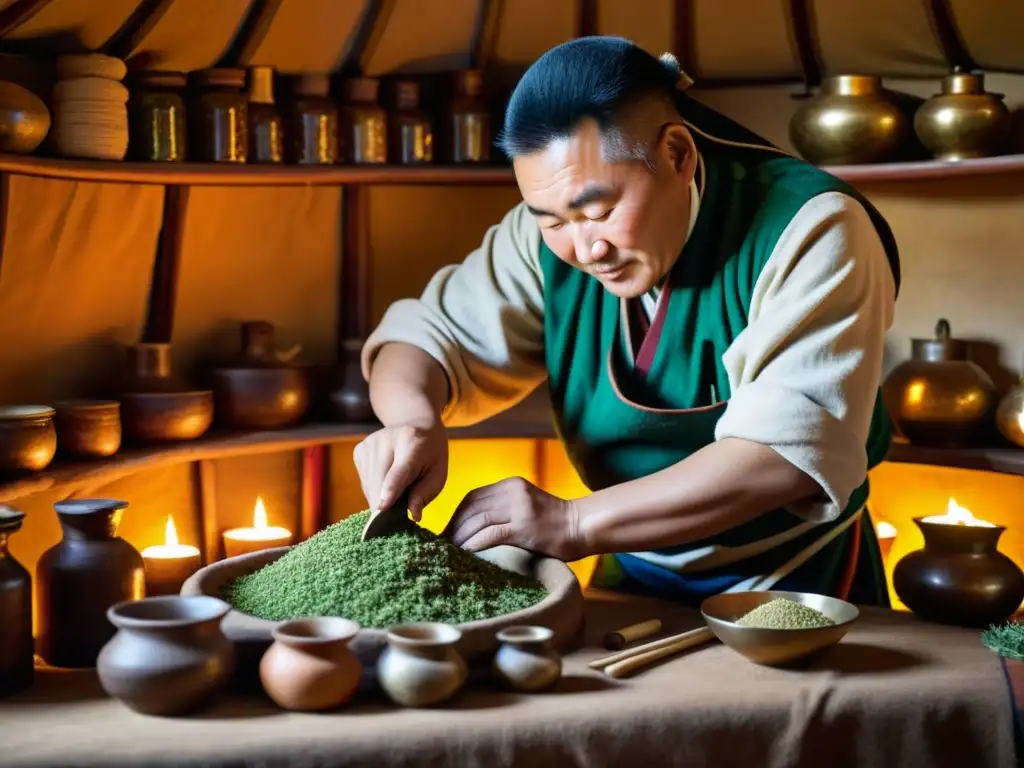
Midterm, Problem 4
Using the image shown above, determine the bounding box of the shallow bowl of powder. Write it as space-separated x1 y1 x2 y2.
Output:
700 590 859 667
181 512 585 680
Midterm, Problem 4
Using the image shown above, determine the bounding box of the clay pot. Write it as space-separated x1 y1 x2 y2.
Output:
97 595 235 715
377 622 467 707
53 400 121 458
914 69 1011 161
492 625 562 692
259 617 362 711
120 343 213 443
0 505 33 697
789 75 909 165
893 518 1024 629
882 319 996 447
0 405 57 471
330 337 375 422
37 498 145 668
0 80 50 154
210 321 310 430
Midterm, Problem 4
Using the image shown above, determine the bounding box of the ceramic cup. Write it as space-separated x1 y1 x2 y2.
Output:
492 625 562 692
377 622 467 707
97 595 235 716
259 617 363 711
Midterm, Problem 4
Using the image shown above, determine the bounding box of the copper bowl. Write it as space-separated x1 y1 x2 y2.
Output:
0 405 57 471
210 368 309 431
120 391 214 443
701 590 859 667
53 400 121 458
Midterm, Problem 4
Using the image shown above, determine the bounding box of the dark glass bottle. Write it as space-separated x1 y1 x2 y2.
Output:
37 499 145 668
192 68 248 163
0 505 33 696
447 69 491 164
287 74 338 165
389 80 433 164
337 76 387 164
128 70 187 162
247 65 283 164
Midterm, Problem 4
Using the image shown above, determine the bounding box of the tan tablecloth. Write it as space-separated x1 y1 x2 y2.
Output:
0 590 1017 768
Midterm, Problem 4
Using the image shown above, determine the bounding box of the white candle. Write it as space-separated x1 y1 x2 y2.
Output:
142 515 201 595
875 521 898 563
223 496 293 558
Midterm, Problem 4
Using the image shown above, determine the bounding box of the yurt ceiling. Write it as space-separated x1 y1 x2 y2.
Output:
0 0 1019 86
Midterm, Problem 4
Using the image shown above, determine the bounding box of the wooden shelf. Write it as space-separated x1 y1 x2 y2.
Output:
884 442 1024 476
0 154 518 187
0 393 556 505
0 152 1021 187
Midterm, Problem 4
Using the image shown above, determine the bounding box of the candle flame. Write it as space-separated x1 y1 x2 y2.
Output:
922 497 996 527
253 496 268 529
876 521 898 539
164 515 179 547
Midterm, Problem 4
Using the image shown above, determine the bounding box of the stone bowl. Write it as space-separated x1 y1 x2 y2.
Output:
181 543 585 690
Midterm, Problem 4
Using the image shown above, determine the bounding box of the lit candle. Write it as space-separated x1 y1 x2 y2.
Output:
222 496 293 559
142 515 202 596
876 520 898 564
921 497 996 527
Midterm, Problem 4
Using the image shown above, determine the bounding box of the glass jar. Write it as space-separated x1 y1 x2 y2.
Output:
128 70 187 162
447 69 490 163
0 506 33 697
192 68 248 163
287 74 338 165
337 76 386 164
390 80 433 164
247 65 282 164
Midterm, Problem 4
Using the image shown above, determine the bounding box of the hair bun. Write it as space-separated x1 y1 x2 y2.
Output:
658 52 694 90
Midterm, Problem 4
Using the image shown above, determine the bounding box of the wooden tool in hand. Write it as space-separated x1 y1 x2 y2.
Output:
362 489 416 542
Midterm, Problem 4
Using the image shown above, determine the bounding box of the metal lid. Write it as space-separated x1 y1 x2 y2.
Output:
0 505 25 534
393 80 421 110
822 74 882 97
339 76 380 104
292 73 330 98
911 318 967 362
247 65 276 104
193 68 246 89
132 70 187 89
453 69 483 98
942 67 987 96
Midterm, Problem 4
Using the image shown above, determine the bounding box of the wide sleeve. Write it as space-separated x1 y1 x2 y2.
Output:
360 202 548 427
714 191 897 523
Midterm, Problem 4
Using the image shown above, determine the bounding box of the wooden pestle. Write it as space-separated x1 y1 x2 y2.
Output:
602 618 663 650
602 626 716 679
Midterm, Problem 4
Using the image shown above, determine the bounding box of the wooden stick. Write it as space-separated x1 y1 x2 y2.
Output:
602 619 663 650
589 626 710 670
603 627 716 679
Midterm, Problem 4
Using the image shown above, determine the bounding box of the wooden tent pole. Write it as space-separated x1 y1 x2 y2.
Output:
142 185 188 344
101 0 177 61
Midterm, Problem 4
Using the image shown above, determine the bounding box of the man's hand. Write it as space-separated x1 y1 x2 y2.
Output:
442 477 583 561
353 422 449 521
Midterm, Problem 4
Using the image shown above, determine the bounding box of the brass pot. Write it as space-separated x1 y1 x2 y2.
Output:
53 400 122 458
209 321 310 430
882 318 995 447
0 405 57 471
995 375 1024 448
914 69 1011 162
0 81 50 154
119 343 214 443
789 75 908 165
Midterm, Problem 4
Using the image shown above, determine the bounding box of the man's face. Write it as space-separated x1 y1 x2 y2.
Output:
513 119 695 299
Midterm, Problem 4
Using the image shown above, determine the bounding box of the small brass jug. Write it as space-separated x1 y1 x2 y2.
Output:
914 69 1011 161
996 374 1024 448
789 75 908 166
882 319 996 447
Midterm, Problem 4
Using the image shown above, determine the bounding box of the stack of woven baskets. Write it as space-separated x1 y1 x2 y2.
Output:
51 53 129 161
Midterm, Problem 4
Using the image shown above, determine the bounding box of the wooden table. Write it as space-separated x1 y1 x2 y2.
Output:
0 591 1018 768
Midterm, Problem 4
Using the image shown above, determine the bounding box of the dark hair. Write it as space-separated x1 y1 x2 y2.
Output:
496 36 682 159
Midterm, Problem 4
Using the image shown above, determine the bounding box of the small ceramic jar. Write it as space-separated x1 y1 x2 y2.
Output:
0 405 57 471
492 625 562 692
97 595 234 715
53 400 121 458
377 622 467 707
260 617 362 711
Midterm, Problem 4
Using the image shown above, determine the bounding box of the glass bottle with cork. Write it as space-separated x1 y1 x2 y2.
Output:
127 70 187 162
0 505 33 697
247 65 283 164
337 76 387 164
446 69 491 164
191 68 249 163
389 79 433 164
287 74 338 165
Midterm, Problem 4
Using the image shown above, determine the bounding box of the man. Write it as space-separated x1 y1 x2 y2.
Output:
354 36 900 606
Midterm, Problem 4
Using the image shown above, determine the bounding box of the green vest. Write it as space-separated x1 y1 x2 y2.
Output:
541 95 899 606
